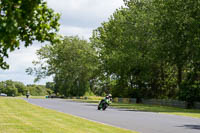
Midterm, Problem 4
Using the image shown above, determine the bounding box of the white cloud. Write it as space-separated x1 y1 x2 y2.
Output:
59 25 93 40
0 0 124 85
6 46 38 72
0 43 52 85
46 0 124 28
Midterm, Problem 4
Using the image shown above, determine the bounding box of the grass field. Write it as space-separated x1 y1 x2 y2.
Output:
0 97 137 133
71 98 200 119
18 96 46 99
111 103 200 118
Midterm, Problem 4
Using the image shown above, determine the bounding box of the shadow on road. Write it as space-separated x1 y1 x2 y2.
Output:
177 125 200 130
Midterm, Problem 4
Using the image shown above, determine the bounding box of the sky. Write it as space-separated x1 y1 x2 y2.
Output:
0 0 124 85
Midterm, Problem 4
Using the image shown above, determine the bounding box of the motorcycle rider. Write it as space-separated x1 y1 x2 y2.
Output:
101 94 112 103
106 94 112 102
98 94 112 110
26 91 30 99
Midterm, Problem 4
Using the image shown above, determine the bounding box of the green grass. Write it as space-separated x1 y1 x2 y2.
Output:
71 98 200 119
0 97 137 133
111 103 200 118
18 96 46 99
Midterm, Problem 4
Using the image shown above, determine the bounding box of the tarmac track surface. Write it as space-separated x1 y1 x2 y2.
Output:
26 99 200 133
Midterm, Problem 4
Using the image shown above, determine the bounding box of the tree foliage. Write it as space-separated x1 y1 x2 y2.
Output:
0 0 60 69
91 0 200 105
27 84 49 96
27 36 99 96
0 80 49 96
27 0 200 107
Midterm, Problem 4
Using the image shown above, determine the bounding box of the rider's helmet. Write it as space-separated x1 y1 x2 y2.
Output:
105 94 112 99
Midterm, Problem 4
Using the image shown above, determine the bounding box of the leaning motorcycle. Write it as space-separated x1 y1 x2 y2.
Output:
97 99 111 110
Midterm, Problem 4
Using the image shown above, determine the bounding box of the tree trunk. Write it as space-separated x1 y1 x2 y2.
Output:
177 65 182 89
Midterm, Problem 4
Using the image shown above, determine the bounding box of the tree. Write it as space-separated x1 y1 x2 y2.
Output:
153 0 200 105
13 81 27 95
91 0 200 103
46 82 56 94
0 81 4 93
153 0 200 87
1 80 18 96
91 0 158 99
0 0 60 69
27 36 99 97
27 84 48 96
0 80 50 96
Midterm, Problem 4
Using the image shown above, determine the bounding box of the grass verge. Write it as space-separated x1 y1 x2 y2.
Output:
18 96 46 99
111 103 200 118
0 97 137 133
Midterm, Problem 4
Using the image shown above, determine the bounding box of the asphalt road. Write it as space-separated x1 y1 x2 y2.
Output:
26 99 200 133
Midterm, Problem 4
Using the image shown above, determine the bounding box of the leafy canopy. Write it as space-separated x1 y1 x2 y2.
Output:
0 0 60 69
27 36 99 96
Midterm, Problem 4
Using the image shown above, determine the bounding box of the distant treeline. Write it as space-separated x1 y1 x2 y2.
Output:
0 80 52 96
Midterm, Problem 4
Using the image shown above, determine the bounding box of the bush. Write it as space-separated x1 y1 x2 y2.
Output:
179 80 200 108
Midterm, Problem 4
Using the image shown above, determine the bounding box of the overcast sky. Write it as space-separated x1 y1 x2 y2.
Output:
0 0 124 85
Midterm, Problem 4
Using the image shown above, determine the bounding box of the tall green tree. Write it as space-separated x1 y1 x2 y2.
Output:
91 0 200 103
27 36 99 96
153 0 200 105
0 0 60 69
153 0 200 87
91 0 158 99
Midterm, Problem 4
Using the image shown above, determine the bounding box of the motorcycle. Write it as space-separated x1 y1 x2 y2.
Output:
97 98 111 110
